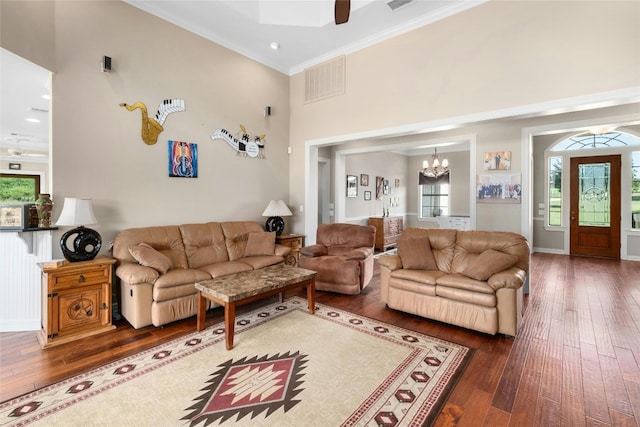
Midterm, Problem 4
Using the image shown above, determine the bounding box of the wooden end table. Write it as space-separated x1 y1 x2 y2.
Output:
195 264 316 350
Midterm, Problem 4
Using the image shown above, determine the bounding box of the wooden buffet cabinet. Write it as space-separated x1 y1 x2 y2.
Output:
37 256 116 348
368 217 403 252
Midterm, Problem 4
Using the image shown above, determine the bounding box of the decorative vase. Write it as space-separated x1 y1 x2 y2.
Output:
35 193 53 227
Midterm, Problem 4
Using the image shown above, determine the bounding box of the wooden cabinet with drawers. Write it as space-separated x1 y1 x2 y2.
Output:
368 217 403 252
276 234 304 266
37 256 117 348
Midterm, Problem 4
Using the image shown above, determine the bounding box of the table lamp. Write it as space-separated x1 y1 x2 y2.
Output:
262 200 292 236
55 197 102 262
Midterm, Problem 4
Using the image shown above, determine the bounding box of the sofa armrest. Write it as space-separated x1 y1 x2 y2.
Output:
116 262 159 285
274 244 291 257
487 267 526 291
347 247 373 260
377 254 402 271
300 244 328 258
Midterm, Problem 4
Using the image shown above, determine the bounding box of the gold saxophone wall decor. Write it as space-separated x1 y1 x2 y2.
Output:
120 99 185 145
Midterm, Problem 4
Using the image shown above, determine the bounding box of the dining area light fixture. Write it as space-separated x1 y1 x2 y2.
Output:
421 148 449 178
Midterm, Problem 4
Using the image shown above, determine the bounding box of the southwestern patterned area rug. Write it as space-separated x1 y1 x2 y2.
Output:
0 297 471 427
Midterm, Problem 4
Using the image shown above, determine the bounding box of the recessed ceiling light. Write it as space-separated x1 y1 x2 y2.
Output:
25 118 40 123
270 42 280 50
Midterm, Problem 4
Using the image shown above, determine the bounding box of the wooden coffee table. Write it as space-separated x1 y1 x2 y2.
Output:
195 264 316 350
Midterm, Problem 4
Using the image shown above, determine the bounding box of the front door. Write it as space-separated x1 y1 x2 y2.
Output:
570 155 621 259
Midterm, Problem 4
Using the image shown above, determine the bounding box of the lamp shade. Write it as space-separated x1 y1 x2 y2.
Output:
55 198 98 226
56 198 101 262
261 200 293 217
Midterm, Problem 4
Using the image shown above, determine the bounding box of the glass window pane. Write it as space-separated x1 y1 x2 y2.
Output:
0 174 40 203
578 163 610 227
420 184 449 218
548 157 562 226
632 152 640 228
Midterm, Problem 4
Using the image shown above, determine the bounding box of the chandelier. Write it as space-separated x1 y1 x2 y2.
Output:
421 148 449 178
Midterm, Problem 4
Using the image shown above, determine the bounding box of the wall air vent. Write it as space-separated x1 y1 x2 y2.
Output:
304 56 345 104
386 0 413 11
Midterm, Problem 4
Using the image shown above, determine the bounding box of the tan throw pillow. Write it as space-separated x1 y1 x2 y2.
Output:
397 236 437 270
129 242 173 274
244 231 276 257
462 249 518 281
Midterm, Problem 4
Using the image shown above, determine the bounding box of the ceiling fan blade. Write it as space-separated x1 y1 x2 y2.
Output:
335 0 350 25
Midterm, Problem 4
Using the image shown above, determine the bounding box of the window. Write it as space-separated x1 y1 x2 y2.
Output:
421 184 449 218
633 152 640 228
0 173 41 204
548 156 562 226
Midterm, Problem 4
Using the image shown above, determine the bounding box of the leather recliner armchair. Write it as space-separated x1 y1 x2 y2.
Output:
298 223 376 295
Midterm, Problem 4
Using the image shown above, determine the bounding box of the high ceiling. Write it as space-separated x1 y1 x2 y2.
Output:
123 0 485 75
1 0 485 162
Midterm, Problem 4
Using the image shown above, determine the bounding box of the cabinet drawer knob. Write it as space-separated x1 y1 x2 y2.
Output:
78 274 86 283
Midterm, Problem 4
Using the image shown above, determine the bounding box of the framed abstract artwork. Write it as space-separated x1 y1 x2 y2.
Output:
168 140 198 178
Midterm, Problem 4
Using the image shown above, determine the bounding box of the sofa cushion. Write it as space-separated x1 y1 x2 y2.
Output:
461 249 518 281
180 222 229 268
128 242 173 274
397 235 437 270
244 231 276 257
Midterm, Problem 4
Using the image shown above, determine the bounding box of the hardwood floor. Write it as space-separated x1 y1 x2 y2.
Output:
1 253 639 426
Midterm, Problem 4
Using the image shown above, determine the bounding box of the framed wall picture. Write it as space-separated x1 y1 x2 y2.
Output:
364 191 371 201
383 179 390 195
360 174 369 186
476 173 521 203
376 176 384 200
9 163 21 170
346 175 358 198
483 151 512 170
168 140 198 178
395 178 400 187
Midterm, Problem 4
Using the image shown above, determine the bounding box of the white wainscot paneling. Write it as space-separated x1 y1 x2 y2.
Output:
0 231 53 331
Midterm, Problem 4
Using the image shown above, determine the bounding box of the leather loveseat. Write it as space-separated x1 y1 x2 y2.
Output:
378 227 529 336
112 221 290 328
298 223 376 295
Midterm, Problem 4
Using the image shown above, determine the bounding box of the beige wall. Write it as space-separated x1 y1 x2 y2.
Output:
289 0 640 235
2 0 639 257
0 0 55 71
2 1 290 259
344 151 408 222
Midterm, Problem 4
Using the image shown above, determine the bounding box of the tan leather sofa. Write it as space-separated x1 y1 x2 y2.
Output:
378 228 529 336
298 223 376 295
112 221 290 329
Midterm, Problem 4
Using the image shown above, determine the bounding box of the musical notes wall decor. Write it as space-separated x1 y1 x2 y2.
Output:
211 124 266 158
120 99 185 145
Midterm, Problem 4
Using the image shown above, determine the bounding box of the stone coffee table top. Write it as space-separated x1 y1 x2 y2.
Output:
195 264 316 303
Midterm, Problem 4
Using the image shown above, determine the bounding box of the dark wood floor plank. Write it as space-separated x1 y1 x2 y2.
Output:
581 342 611 425
600 353 634 417
1 253 640 426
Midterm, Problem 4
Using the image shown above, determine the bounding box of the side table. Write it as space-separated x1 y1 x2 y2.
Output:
276 234 304 266
37 256 117 348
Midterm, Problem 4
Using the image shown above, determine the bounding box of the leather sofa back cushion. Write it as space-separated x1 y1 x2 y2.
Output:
113 226 189 269
244 231 276 257
397 235 437 270
180 223 229 268
316 223 375 248
129 242 173 274
222 221 265 261
461 249 518 281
